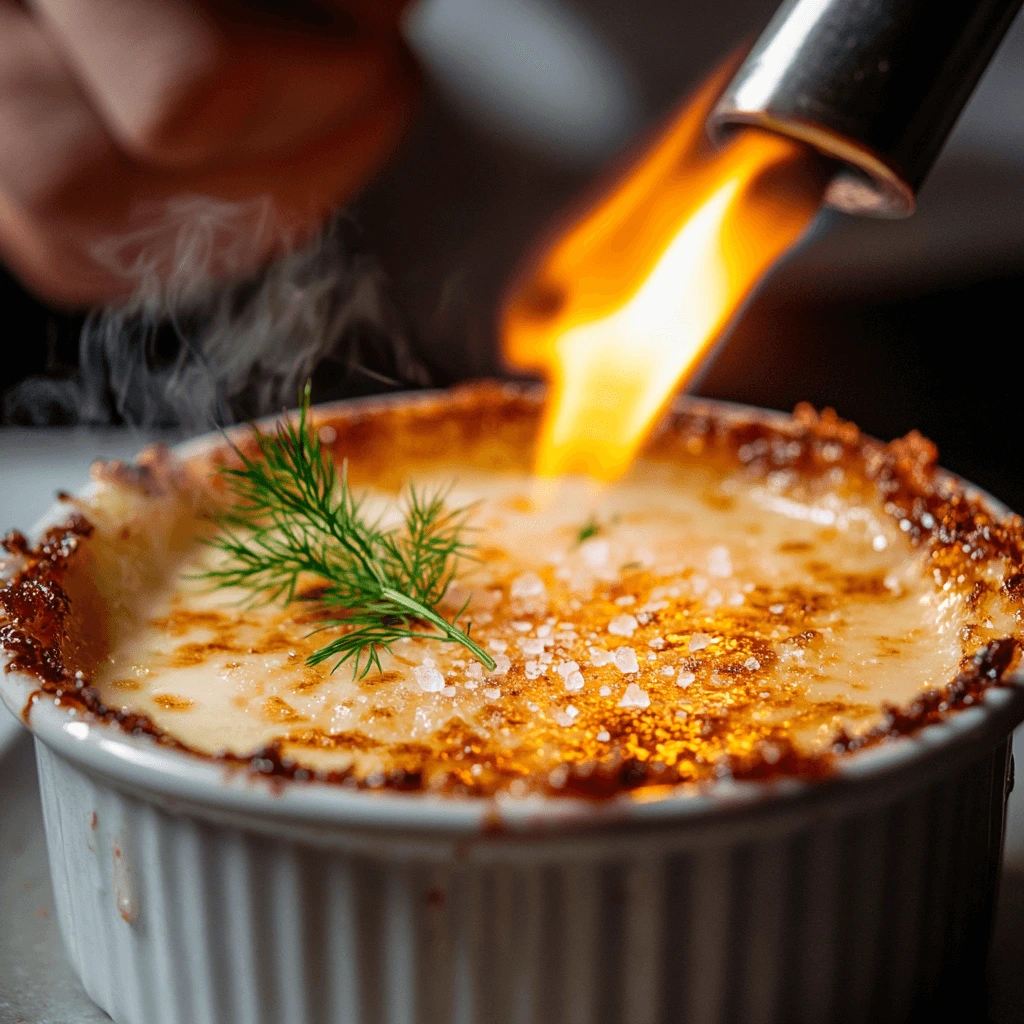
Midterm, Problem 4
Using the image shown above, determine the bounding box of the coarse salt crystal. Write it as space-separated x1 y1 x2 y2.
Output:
414 665 445 693
442 685 456 697
524 661 543 679
519 636 549 655
488 639 508 653
536 623 552 638
589 647 615 667
483 687 502 700
676 670 696 688
489 654 511 675
608 614 638 637
706 589 723 608
728 593 745 606
688 632 712 653
596 729 611 742
743 657 761 671
511 572 547 599
512 621 533 632
708 545 732 577
599 685 612 697
661 665 676 676
554 705 580 727
618 683 650 709
615 595 636 606
564 671 584 691
769 603 785 615
580 537 610 567
613 647 640 674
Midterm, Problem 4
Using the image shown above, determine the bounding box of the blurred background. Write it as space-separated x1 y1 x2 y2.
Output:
3 0 1024 507
4 1 1024 1019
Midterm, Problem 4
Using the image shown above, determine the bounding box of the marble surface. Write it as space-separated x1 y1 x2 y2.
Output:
2 426 1024 1023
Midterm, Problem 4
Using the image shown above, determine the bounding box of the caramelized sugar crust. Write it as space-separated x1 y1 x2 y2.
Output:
2 384 1022 799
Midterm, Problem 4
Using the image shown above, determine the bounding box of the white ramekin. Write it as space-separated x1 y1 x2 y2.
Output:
4 394 1024 1024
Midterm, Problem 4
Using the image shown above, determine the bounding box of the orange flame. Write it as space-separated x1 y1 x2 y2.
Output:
503 63 827 480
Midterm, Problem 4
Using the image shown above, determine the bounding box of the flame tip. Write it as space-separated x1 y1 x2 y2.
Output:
504 57 825 481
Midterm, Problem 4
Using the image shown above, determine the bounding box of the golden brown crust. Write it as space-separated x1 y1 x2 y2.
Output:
2 383 1022 797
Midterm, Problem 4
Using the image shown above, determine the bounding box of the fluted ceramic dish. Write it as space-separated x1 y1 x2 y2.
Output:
3 392 1024 1024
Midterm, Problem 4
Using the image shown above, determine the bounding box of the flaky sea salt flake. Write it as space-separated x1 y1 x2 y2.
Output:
688 632 712 653
708 546 732 578
511 572 547 600
489 654 511 676
554 704 580 727
414 665 445 693
618 684 650 709
613 647 640 673
608 614 638 637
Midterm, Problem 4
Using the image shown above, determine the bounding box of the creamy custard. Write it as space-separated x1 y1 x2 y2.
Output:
3 386 1022 797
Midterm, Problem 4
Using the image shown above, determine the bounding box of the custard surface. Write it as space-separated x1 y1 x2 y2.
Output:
3 387 1022 796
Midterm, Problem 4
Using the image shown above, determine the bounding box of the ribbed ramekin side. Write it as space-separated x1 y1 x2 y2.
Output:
33 737 1013 1024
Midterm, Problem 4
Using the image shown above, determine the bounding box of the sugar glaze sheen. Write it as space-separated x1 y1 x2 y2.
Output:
2 384 1023 799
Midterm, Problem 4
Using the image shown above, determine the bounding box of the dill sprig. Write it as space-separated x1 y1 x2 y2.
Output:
575 515 601 546
203 383 496 678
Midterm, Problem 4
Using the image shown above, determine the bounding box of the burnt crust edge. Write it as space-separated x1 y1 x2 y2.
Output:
2 383 1022 799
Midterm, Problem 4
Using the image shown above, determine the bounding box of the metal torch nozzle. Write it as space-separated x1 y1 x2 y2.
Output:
709 0 1024 217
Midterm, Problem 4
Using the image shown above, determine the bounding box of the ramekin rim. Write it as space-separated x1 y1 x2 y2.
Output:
3 387 1024 835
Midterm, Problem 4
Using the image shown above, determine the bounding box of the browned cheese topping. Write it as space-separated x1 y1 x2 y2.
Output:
2 385 1022 798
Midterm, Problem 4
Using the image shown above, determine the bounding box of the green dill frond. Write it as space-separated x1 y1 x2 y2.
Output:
575 515 601 546
202 383 496 677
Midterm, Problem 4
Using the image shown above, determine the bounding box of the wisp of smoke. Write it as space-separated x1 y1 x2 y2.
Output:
5 196 430 430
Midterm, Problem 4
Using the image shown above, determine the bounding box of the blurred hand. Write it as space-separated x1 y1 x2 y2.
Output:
0 0 418 305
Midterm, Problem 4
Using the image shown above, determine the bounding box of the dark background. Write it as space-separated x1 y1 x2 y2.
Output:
3 0 1024 515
